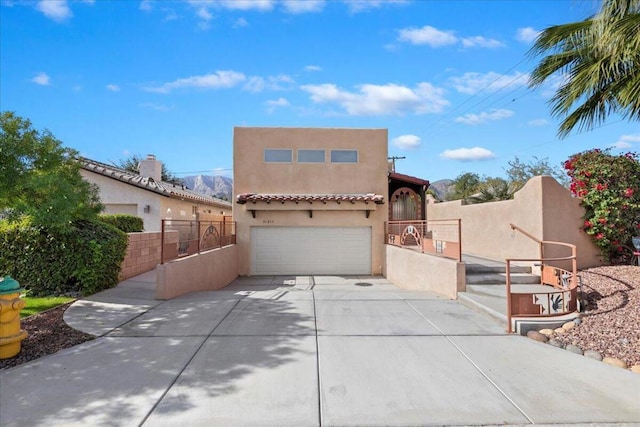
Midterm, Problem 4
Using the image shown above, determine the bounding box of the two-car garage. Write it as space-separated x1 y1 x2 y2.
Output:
251 227 372 275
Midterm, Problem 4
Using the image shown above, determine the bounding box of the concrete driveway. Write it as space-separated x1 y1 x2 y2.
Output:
1 271 638 426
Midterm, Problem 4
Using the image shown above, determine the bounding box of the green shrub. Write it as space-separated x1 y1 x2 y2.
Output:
99 214 144 233
0 219 128 296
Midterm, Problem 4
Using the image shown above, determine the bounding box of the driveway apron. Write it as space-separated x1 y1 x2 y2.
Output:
1 273 638 427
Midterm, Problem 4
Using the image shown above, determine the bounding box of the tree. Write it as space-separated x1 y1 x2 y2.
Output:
0 111 102 228
445 172 480 201
115 154 182 184
564 148 640 262
529 0 640 138
467 177 521 204
505 156 569 187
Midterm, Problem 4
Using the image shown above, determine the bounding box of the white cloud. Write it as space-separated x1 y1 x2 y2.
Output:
162 8 179 21
233 17 248 28
243 74 295 92
301 81 448 116
449 71 529 94
265 97 290 107
516 27 540 43
539 73 568 98
140 0 153 12
265 97 290 113
139 102 172 112
460 36 505 49
440 147 496 161
455 108 514 125
612 134 640 149
36 0 72 22
143 71 246 93
195 6 213 29
188 0 274 11
305 65 322 72
31 72 50 86
196 7 212 21
282 0 324 13
528 118 548 127
392 134 421 150
346 0 407 13
106 84 121 92
397 25 457 47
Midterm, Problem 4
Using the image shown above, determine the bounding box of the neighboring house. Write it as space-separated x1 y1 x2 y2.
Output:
80 155 232 232
234 127 391 276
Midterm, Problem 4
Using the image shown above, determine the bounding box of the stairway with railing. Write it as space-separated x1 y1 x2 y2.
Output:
458 224 580 334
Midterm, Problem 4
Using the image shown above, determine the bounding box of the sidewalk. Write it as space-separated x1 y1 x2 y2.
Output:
1 271 638 426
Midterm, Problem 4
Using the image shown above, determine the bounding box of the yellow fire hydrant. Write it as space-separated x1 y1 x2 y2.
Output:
0 276 28 359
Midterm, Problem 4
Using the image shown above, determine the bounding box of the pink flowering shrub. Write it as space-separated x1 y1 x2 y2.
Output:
564 149 640 263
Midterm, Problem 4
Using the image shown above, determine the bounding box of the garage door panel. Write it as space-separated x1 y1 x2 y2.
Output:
251 227 371 275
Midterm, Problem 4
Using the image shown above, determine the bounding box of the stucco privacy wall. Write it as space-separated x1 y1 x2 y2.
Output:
384 245 465 299
233 127 389 276
426 176 602 269
155 244 238 300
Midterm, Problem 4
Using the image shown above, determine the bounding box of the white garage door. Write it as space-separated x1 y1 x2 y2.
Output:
251 227 371 275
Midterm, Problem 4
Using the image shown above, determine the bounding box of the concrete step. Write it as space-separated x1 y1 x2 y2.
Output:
463 254 532 274
465 263 531 274
459 284 580 335
466 273 541 285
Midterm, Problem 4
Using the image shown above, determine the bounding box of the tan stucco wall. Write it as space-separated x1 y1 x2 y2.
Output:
155 244 238 300
233 127 389 276
426 176 602 269
384 245 465 299
81 170 232 232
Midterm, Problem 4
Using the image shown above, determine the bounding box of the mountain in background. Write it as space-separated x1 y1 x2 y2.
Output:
182 175 233 201
182 174 452 203
428 179 454 201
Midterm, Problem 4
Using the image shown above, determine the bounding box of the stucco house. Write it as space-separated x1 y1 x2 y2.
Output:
80 155 232 232
234 127 400 276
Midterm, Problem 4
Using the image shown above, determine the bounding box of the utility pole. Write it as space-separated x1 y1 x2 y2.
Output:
388 156 406 172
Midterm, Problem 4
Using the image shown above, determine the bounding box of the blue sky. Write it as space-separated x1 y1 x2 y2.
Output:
1 0 638 182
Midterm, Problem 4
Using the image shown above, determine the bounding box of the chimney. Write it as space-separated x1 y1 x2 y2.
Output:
139 154 162 181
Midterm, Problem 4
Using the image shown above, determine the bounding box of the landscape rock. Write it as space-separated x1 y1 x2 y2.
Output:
584 350 603 361
566 344 583 355
548 339 565 349
603 357 627 369
539 328 554 336
554 328 566 334
630 365 640 374
573 317 582 325
527 330 548 343
562 321 576 331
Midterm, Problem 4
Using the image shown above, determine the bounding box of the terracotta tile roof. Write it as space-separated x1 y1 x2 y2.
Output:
236 193 385 205
388 171 430 187
79 157 231 208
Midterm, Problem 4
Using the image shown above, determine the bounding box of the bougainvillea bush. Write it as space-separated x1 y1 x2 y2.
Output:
564 149 640 263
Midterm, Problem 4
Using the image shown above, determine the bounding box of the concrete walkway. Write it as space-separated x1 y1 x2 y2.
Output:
1 271 638 426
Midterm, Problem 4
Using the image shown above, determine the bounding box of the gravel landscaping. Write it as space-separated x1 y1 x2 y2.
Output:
553 265 640 368
1 265 638 371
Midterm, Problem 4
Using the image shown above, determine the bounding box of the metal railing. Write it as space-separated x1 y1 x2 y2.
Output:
385 219 462 261
161 219 236 264
506 224 578 333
